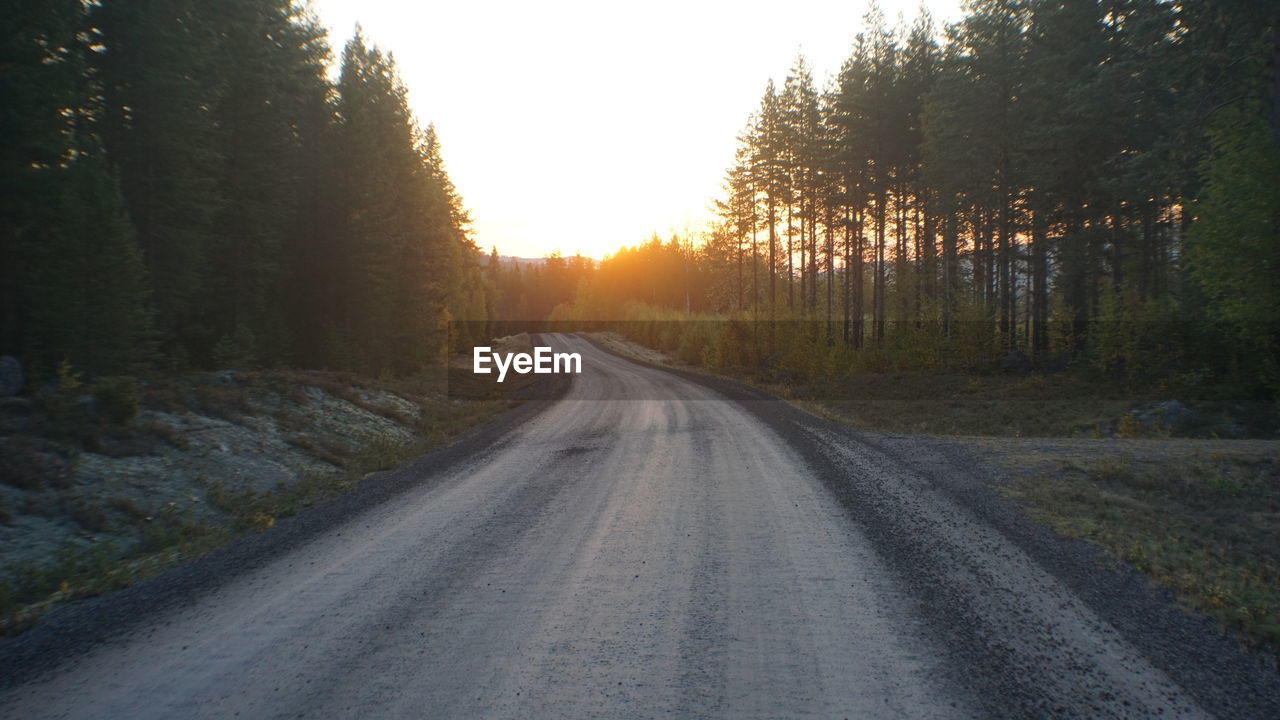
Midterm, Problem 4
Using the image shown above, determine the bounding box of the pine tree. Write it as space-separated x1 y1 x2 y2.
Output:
35 154 154 376
0 0 85 369
1 0 152 377
751 81 788 336
334 33 472 374
92 0 223 363
197 0 334 367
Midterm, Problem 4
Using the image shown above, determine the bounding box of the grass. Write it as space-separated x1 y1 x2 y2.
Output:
1003 448 1280 652
592 330 1156 438
587 316 1277 438
771 370 1145 437
0 507 224 635
730 365 1268 439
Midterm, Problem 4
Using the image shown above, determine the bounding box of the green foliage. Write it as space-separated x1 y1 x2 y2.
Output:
1 1 480 380
0 3 154 379
92 0 222 356
92 376 140 426
39 156 155 377
316 33 468 375
1187 104 1280 389
2 0 1276 400
541 0 1277 401
1087 286 1181 381
1007 450 1280 651
212 326 257 370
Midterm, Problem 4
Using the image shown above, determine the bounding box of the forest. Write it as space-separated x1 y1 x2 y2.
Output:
3 0 1279 402
2 0 491 381
540 0 1280 400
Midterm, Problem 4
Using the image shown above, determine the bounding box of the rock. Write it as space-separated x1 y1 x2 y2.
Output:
1130 400 1195 434
206 370 239 386
0 396 34 434
0 356 23 396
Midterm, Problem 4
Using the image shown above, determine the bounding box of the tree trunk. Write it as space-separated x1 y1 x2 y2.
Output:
874 192 886 343
942 209 958 339
1031 208 1048 362
854 209 865 350
825 210 834 343
786 201 794 310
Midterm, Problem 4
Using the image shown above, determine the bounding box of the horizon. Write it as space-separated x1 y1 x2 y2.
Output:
307 0 963 260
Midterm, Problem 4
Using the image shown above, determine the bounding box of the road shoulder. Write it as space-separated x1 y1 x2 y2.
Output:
0 371 570 689
581 331 1280 717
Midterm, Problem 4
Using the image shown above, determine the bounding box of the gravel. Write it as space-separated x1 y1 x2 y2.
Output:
1 335 1277 718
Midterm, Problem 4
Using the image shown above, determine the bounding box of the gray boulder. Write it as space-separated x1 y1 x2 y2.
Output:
0 355 23 396
1132 400 1195 433
206 369 239 386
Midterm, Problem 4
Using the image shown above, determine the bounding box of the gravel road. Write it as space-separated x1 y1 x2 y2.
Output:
2 334 1278 719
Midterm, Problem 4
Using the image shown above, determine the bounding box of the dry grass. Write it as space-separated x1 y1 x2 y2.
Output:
0 437 75 490
773 371 1148 437
282 433 345 467
588 328 1276 439
996 441 1280 651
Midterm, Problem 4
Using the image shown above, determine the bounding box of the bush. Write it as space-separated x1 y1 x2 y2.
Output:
63 496 111 533
42 360 84 422
92 376 139 425
107 495 149 520
0 437 75 490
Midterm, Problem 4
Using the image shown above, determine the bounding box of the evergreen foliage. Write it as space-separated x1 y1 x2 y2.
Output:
2 0 1276 397
557 0 1280 396
1 1 480 380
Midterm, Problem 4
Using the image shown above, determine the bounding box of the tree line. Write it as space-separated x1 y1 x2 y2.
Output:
561 0 1280 393
2 0 486 381
485 251 594 324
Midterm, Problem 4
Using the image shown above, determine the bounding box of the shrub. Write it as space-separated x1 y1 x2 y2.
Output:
140 420 188 450
92 376 139 425
42 361 84 421
63 496 111 533
107 495 149 521
1116 413 1142 439
0 438 74 490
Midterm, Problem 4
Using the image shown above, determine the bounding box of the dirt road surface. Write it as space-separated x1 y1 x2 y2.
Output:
2 335 1277 718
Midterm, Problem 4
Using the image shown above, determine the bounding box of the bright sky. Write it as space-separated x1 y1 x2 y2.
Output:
308 0 962 259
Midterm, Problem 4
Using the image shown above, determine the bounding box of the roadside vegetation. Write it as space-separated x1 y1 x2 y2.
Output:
996 443 1280 653
5 2 520 635
0 361 522 635
576 303 1275 439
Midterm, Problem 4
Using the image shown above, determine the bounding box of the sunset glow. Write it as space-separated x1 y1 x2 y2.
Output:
307 0 962 259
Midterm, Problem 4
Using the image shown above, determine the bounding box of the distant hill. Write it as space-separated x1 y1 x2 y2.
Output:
479 254 546 268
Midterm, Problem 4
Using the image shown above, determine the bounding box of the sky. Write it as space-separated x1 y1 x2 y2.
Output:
307 0 963 260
